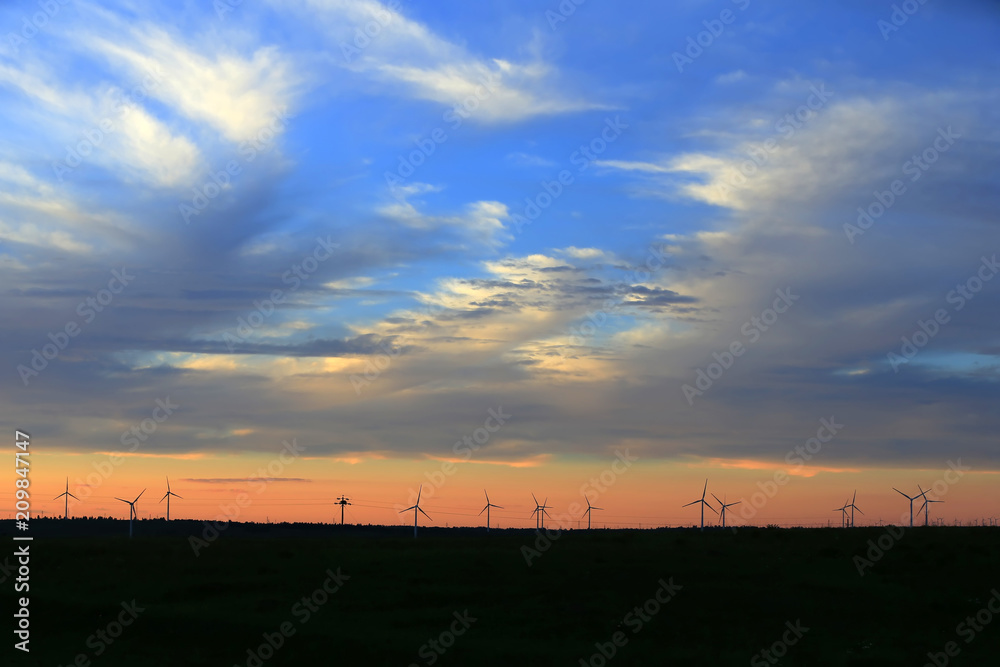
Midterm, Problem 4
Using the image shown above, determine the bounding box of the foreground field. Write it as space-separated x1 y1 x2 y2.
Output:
5 522 1000 666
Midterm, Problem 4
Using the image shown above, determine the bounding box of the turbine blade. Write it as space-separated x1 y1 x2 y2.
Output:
702 478 708 499
160 493 168 503
493 504 504 509
484 489 490 503
53 493 64 500
478 506 487 516
115 498 129 503
399 505 416 513
592 506 603 511
134 489 146 503
532 492 539 505
711 493 723 506
705 503 718 515
855 507 865 515
174 493 183 499
417 484 422 504
682 500 700 507
418 507 432 520
68 493 78 500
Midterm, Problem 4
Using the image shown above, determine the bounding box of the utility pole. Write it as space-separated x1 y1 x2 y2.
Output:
336 495 351 525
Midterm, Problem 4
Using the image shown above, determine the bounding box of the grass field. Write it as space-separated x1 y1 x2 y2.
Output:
5 521 1000 666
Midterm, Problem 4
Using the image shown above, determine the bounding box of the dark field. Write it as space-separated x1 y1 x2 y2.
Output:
5 521 1000 666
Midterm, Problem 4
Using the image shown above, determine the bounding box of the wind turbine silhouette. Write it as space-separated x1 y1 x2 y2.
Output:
917 485 943 526
683 479 717 530
159 476 182 520
846 490 863 527
833 499 850 528
53 477 78 519
400 484 431 538
115 489 145 538
582 497 604 530
893 487 919 527
711 493 740 529
530 493 551 529
478 490 502 532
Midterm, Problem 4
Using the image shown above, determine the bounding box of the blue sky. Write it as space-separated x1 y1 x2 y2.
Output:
2 0 1000 485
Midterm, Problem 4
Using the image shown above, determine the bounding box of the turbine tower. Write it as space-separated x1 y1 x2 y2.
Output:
115 489 145 538
336 495 351 525
478 490 502 532
917 485 943 526
682 479 717 530
53 477 78 519
399 484 431 538
711 493 740 529
833 499 849 528
530 493 552 530
159 476 182 521
893 487 919 527
582 497 604 530
846 490 863 527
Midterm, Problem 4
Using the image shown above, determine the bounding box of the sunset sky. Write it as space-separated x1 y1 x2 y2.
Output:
3 1 998 528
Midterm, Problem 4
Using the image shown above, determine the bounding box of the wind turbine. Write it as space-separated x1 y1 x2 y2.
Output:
399 484 431 538
833 499 849 528
711 493 740 529
582 497 604 530
478 490 502 532
115 489 145 538
916 485 943 527
893 487 919 527
159 476 182 520
53 477 78 519
682 479 717 530
846 490 863 527
530 493 552 530
336 495 351 525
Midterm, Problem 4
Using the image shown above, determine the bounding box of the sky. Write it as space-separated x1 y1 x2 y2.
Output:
2 0 999 529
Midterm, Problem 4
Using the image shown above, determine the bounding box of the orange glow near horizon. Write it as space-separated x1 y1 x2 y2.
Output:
7 449 997 529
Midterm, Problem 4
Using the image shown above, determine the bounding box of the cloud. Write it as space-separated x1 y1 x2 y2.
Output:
295 0 609 122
